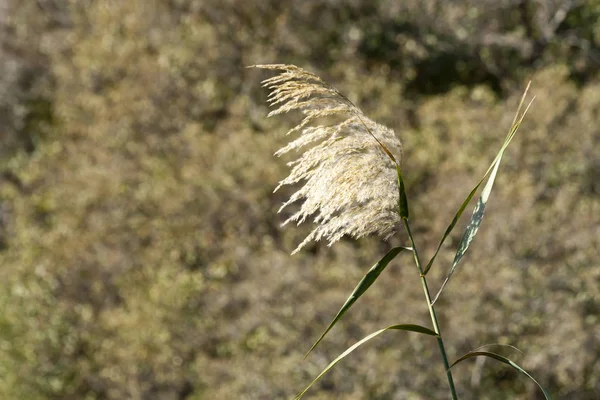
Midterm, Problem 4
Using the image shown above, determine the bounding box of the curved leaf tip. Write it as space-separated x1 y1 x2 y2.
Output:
449 350 551 400
295 324 437 399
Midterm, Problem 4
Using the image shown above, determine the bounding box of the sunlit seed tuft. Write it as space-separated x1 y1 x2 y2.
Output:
256 64 403 254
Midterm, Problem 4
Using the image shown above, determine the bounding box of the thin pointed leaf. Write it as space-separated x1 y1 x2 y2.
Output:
422 184 480 276
431 159 500 304
449 351 551 400
431 94 534 302
396 165 409 219
472 343 524 356
295 324 438 400
305 246 408 358
423 84 534 276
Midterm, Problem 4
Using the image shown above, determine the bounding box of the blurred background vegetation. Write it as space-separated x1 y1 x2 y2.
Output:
0 0 598 399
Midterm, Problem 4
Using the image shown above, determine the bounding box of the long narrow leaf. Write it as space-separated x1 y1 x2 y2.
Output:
431 91 534 302
423 83 534 276
295 324 438 399
472 343 524 355
396 165 409 219
431 159 500 304
449 351 552 400
305 246 408 358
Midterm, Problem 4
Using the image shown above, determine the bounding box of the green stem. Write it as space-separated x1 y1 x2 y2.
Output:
403 218 458 400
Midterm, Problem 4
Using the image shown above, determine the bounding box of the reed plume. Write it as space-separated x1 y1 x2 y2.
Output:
255 64 403 254
254 66 545 400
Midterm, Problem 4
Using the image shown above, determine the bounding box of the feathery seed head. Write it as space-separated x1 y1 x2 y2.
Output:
255 64 403 254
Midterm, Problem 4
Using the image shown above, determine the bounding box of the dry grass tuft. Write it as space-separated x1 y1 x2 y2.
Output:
256 64 403 253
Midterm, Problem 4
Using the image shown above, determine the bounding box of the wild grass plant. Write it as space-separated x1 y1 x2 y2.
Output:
255 64 550 399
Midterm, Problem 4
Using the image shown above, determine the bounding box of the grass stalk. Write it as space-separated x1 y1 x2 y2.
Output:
403 218 458 400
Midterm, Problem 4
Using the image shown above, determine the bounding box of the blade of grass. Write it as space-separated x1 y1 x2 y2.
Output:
305 246 409 358
449 351 551 400
472 343 524 355
397 165 409 219
430 160 499 304
430 92 534 302
295 324 438 400
423 83 534 276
